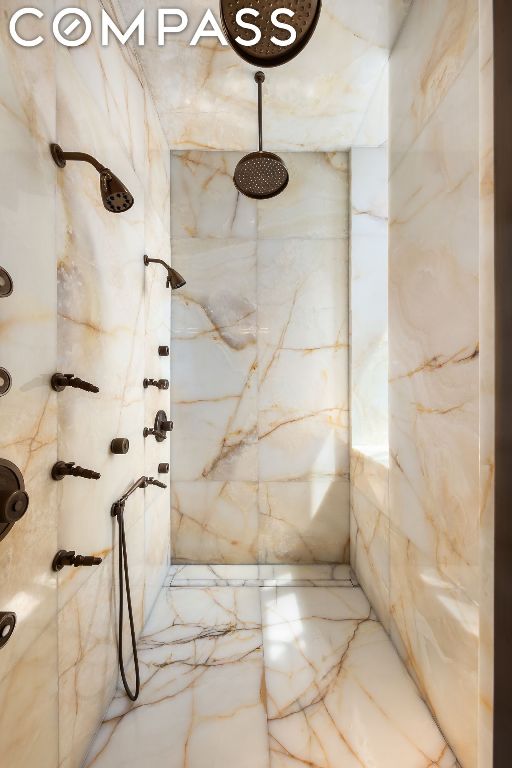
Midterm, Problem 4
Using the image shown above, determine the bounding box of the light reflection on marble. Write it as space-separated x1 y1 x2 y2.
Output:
121 0 412 151
388 3 480 764
349 146 390 629
350 147 388 450
263 586 459 768
85 583 458 768
85 587 269 768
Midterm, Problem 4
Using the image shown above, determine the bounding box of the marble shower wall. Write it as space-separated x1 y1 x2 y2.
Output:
171 151 350 565
121 0 413 151
349 147 390 629
0 4 59 764
388 1 480 766
0 2 171 766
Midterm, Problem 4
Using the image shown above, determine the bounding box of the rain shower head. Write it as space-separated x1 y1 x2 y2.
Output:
220 0 322 67
50 144 134 214
143 255 186 290
234 72 288 200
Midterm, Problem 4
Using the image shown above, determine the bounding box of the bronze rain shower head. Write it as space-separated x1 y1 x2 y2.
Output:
220 0 322 67
50 144 134 214
234 72 288 200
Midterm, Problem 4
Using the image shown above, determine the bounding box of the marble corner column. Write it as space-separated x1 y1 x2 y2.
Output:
349 146 390 628
388 2 480 766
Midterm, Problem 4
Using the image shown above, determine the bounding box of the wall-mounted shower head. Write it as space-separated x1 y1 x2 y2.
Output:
50 143 134 214
143 255 186 290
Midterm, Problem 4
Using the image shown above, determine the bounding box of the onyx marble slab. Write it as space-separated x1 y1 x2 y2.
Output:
85 587 269 768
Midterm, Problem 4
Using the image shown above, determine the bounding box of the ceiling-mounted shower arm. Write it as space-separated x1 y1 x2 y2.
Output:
143 255 186 290
256 71 264 152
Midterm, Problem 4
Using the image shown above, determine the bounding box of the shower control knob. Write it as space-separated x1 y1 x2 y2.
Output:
0 488 29 524
0 459 29 542
111 438 130 455
158 346 169 357
143 410 173 442
143 378 169 390
51 373 99 394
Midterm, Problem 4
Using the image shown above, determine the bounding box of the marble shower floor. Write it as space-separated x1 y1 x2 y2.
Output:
85 566 459 768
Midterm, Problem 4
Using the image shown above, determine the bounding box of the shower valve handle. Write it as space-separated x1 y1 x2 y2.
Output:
51 373 99 394
143 410 173 441
143 378 169 390
51 461 101 481
52 550 102 571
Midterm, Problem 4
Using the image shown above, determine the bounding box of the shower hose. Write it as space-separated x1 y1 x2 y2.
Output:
111 476 166 701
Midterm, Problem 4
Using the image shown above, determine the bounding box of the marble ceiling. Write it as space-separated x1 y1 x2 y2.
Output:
119 0 412 151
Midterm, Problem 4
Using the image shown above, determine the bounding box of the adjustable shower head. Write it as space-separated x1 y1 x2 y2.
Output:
50 144 134 214
143 255 186 290
99 169 134 213
167 267 186 290
234 72 288 200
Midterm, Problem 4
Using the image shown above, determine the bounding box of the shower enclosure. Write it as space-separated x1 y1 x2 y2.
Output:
0 0 499 767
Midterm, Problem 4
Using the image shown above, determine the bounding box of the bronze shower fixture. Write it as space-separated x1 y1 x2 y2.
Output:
234 72 288 200
50 144 134 213
220 0 322 67
144 255 186 290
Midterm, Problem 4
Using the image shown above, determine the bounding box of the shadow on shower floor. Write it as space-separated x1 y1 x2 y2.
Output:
84 565 459 768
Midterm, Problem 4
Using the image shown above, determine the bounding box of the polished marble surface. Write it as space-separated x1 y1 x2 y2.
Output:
388 3 480 763
85 579 459 768
0 4 59 763
0 2 172 766
171 151 350 565
121 0 412 151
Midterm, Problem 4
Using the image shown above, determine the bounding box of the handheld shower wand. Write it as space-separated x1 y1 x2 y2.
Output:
50 144 134 214
111 476 167 701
